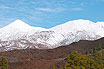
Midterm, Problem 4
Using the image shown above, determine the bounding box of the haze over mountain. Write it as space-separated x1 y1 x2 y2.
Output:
0 19 104 51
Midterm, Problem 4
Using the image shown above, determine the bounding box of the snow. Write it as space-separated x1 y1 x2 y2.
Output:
0 19 104 51
0 19 47 41
48 19 104 47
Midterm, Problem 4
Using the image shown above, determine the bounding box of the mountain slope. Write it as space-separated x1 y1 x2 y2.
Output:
49 19 104 46
1 37 104 69
0 19 104 51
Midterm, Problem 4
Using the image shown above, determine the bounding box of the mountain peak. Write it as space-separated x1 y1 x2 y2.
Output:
0 19 47 34
10 19 28 26
6 19 31 29
0 19 33 32
13 19 25 23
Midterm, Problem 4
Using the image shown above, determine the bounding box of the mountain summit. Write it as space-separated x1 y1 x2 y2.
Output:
10 19 28 25
8 19 31 29
2 19 46 31
0 19 31 31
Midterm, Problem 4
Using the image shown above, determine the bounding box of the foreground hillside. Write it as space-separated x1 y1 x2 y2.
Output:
0 37 104 69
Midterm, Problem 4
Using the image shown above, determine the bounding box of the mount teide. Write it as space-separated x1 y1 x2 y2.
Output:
0 19 104 51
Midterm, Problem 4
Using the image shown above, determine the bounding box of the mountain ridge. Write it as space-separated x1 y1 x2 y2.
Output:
0 19 104 51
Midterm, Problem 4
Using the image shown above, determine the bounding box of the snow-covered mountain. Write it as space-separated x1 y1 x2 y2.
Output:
50 19 104 46
0 19 104 51
0 20 47 41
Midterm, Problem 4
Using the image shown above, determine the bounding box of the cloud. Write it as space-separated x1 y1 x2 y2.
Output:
36 7 65 12
72 8 83 11
96 0 104 1
0 5 10 9
96 0 104 2
36 8 56 12
67 1 77 6
80 2 85 6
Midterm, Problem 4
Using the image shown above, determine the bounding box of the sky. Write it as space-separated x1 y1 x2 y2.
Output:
0 0 104 28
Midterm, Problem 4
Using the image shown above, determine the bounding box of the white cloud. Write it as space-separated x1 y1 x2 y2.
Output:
72 8 83 11
36 7 65 12
68 1 76 5
0 5 10 9
96 0 104 1
80 3 85 6
36 8 56 12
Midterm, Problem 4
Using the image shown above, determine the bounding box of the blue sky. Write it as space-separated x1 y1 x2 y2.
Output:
0 0 104 28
